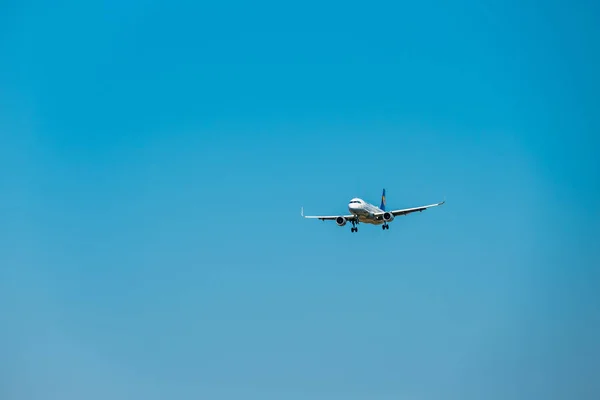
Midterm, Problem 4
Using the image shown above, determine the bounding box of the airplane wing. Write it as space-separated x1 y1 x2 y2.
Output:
375 200 445 218
301 207 358 221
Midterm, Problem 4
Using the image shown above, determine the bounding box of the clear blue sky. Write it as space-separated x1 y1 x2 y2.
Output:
1 1 599 399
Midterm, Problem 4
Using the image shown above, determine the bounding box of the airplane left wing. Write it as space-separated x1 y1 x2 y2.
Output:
375 200 445 218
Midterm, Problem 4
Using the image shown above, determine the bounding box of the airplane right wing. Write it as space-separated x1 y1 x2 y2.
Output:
301 207 357 222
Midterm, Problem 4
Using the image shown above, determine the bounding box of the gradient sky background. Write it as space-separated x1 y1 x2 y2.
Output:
1 1 599 399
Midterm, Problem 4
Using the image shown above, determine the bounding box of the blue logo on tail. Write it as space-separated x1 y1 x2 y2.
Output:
380 188 386 211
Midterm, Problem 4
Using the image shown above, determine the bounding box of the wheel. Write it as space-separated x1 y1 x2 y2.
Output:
382 225 386 230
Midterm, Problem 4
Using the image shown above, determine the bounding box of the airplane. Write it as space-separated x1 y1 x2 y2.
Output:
301 189 444 232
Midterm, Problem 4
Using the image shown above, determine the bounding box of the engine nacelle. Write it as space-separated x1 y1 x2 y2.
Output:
335 216 347 226
382 212 395 222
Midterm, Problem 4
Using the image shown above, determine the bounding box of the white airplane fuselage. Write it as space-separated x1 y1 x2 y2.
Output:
348 198 385 225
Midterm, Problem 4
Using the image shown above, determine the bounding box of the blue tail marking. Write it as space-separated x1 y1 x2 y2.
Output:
380 188 386 211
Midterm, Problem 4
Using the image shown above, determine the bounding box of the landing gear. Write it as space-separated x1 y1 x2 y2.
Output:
382 223 389 230
351 220 358 233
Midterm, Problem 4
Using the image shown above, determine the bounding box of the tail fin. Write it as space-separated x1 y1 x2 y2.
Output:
380 188 386 211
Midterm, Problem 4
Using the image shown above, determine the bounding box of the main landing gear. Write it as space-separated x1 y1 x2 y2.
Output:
382 223 390 230
350 220 358 233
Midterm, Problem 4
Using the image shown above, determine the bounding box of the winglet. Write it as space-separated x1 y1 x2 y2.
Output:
380 188 386 211
301 206 304 217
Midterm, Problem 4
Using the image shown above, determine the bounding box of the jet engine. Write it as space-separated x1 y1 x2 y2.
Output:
335 216 347 226
382 212 395 222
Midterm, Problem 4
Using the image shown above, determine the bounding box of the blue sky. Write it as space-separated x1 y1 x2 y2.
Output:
1 1 599 399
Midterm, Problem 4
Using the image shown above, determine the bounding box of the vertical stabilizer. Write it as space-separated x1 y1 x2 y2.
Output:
380 188 386 211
